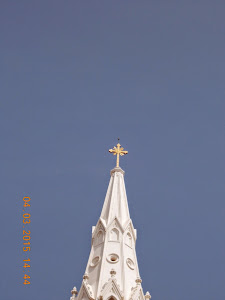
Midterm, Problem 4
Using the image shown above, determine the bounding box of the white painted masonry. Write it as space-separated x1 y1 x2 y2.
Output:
70 166 151 300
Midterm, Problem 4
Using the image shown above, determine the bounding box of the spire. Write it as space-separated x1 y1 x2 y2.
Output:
100 166 130 227
70 143 151 300
101 142 129 226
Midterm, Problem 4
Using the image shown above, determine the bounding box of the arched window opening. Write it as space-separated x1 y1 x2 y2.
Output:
95 230 104 245
109 228 119 241
125 232 132 247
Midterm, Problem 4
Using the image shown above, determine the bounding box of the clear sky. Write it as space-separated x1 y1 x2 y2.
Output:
1 1 225 300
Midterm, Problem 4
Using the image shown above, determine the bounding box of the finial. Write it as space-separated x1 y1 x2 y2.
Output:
109 142 128 167
145 291 151 300
135 277 142 285
71 287 78 295
70 287 78 300
110 269 116 277
83 273 89 281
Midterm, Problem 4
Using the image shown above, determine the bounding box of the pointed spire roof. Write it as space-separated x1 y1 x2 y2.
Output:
100 166 130 227
72 142 151 300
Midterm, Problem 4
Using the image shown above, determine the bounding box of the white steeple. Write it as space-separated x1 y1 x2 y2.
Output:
71 143 151 300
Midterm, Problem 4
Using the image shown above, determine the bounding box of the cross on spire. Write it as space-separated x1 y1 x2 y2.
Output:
109 141 128 167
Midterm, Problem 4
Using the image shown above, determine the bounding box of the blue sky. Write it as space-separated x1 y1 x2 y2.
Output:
1 1 225 300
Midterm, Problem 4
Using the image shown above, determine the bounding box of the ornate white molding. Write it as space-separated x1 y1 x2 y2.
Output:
99 277 124 300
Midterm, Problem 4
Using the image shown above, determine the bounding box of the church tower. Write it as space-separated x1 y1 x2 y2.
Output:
70 143 151 300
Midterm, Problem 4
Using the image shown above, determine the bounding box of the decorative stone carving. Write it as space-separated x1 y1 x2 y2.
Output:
113 221 118 228
110 269 116 277
90 256 101 267
125 232 132 247
94 230 104 246
107 253 119 264
92 219 106 240
126 258 135 270
70 287 78 300
77 280 95 300
135 277 142 285
99 277 123 300
145 291 151 300
129 284 145 300
110 228 119 241
83 273 89 281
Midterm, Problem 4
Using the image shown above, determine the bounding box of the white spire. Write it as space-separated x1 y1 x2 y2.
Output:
71 144 151 300
100 167 130 227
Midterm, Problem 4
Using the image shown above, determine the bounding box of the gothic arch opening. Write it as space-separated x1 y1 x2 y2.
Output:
125 232 132 247
109 228 119 241
95 230 104 245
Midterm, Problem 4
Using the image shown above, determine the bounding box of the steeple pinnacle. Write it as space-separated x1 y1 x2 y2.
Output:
100 165 130 227
70 143 151 300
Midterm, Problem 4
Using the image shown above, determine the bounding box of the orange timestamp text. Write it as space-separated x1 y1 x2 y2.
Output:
22 197 31 285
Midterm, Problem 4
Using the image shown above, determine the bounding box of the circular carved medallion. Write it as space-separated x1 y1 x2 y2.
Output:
126 258 135 270
90 256 101 267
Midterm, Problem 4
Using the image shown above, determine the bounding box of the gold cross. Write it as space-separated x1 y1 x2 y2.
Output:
109 142 128 167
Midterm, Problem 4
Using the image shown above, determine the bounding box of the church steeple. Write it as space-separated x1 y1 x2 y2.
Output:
70 143 151 300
